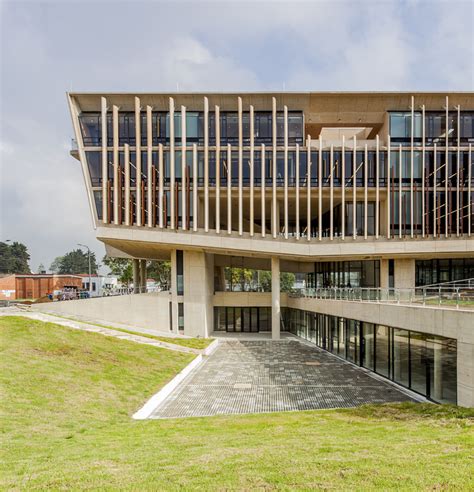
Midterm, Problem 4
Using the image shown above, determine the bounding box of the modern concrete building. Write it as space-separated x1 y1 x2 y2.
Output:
67 91 474 406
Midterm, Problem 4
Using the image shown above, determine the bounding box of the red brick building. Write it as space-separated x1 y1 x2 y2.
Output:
0 274 83 300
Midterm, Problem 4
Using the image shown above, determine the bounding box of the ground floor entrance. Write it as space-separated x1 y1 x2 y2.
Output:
214 306 271 333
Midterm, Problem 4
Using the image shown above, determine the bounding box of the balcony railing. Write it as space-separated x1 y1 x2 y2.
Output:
290 285 474 309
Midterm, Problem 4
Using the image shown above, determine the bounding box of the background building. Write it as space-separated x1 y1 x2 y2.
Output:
79 274 118 297
0 273 82 300
62 91 474 406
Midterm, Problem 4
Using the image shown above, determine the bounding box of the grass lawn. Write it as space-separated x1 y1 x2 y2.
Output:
1 315 473 490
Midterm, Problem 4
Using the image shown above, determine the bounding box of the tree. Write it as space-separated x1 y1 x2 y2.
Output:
102 256 133 285
224 267 254 291
37 263 46 274
0 241 30 274
50 249 98 275
102 257 171 289
147 260 171 289
254 270 295 292
280 272 296 293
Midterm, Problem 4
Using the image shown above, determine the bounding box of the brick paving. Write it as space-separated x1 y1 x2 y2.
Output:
150 339 417 419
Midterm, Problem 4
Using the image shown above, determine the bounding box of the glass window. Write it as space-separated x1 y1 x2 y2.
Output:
361 323 375 370
430 335 457 404
392 328 410 387
86 152 102 186
346 319 360 364
80 113 101 145
375 325 390 377
410 331 428 395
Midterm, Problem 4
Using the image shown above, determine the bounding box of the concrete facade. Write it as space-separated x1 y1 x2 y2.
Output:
33 291 170 333
67 91 474 406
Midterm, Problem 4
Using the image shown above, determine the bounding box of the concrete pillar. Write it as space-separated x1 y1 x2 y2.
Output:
101 97 108 223
380 259 389 289
140 260 147 293
135 97 142 227
133 259 139 294
272 200 281 237
394 259 415 289
170 250 179 334
271 256 280 340
183 251 214 337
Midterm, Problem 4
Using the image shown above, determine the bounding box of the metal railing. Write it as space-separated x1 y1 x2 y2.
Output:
290 286 474 309
53 285 168 301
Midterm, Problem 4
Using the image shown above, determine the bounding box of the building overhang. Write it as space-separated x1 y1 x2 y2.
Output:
97 225 474 263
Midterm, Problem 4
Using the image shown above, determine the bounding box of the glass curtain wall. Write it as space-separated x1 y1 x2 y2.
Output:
283 308 457 404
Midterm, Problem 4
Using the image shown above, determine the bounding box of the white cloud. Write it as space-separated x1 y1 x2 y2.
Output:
0 0 472 271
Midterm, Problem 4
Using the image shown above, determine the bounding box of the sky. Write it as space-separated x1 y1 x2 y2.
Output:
1 0 473 272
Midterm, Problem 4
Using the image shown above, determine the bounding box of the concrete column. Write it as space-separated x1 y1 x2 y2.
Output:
183 251 214 337
147 105 153 227
318 136 323 240
181 105 187 230
364 143 368 239
227 144 232 234
101 97 108 223
272 97 277 239
330 144 334 240
193 144 198 232
271 256 280 340
112 105 119 225
353 135 357 239
341 135 345 239
170 250 179 333
250 104 255 237
135 97 142 227
124 144 131 226
204 97 209 232
375 135 380 238
387 135 391 238
307 136 311 241
261 144 266 237
394 259 415 289
158 144 164 228
380 259 389 289
284 105 288 239
295 143 300 239
140 260 147 293
215 105 221 234
133 259 139 294
169 97 175 229
272 199 280 237
238 96 243 236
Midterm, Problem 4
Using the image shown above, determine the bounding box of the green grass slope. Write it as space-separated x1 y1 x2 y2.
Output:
1 316 473 490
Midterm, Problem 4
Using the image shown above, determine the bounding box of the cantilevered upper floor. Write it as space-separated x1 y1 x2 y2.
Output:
68 91 474 258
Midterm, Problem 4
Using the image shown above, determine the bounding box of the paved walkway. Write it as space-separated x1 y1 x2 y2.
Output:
150 339 419 418
0 307 200 354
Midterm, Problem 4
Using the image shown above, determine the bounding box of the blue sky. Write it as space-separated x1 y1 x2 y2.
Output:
1 0 473 271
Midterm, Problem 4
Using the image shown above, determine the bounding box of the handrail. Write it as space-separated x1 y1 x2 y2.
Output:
420 277 474 289
289 286 474 310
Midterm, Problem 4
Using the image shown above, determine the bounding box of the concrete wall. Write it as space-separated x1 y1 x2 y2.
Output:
32 292 171 333
394 259 415 288
183 251 214 338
